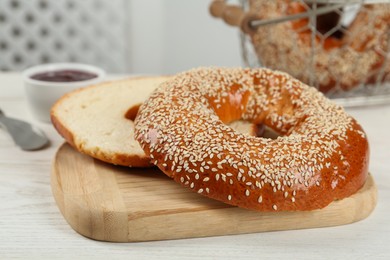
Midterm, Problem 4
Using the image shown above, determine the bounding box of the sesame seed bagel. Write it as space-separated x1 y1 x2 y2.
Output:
249 0 390 93
135 67 369 211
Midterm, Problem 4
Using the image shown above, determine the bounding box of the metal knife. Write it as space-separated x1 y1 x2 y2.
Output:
0 109 49 151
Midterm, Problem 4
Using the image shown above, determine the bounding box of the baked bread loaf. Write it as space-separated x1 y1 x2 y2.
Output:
135 67 369 211
51 76 260 167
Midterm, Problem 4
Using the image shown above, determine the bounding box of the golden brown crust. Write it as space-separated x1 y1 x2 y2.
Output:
51 112 75 148
135 67 369 211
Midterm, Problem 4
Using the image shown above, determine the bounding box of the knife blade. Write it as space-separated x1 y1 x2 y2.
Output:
0 109 49 151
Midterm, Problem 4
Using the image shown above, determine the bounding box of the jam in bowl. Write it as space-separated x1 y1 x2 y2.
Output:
23 63 105 122
30 70 98 82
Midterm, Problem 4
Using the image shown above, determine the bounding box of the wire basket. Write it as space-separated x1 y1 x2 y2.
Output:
210 0 390 106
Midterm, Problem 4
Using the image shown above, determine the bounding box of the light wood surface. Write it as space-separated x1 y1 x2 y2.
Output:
1 73 390 258
51 143 377 242
209 0 257 33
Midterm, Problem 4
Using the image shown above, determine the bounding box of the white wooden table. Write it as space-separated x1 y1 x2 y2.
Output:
1 72 389 259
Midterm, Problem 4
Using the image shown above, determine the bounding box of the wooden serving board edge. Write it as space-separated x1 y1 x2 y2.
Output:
51 144 377 242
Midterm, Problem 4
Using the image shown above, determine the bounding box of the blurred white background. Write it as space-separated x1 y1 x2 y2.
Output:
129 0 242 75
0 0 242 74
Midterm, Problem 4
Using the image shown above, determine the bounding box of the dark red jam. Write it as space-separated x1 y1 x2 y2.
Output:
31 70 97 82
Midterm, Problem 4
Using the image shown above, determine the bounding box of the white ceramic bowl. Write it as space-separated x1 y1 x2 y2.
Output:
23 63 105 123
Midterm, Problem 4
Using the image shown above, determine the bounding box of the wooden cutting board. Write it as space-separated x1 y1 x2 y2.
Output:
51 143 377 242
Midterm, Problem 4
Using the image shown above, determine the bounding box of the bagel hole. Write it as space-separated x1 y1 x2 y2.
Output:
329 29 345 40
125 104 141 121
228 120 280 139
315 5 341 36
260 125 280 140
315 4 347 40
295 3 346 40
